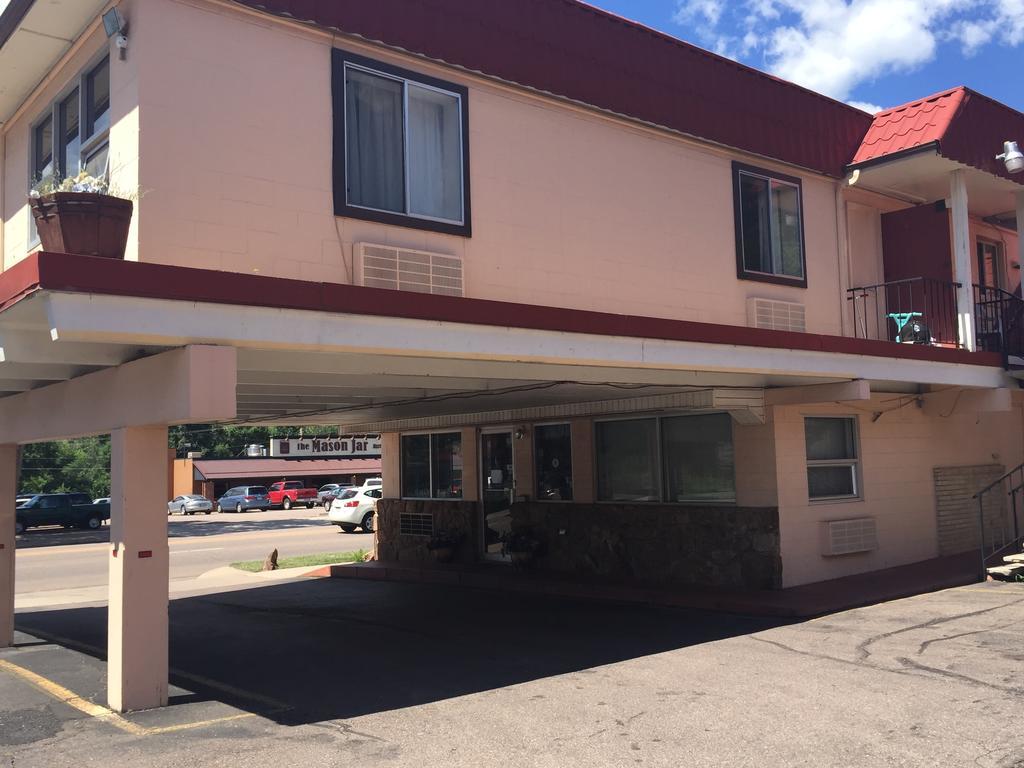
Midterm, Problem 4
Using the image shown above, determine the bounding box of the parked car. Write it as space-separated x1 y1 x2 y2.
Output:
328 487 382 532
361 478 383 489
15 493 111 534
15 493 36 506
317 483 353 508
216 486 270 513
167 494 213 515
93 497 111 506
267 480 318 510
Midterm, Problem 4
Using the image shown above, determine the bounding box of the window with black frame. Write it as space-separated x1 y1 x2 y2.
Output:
30 57 111 241
401 432 463 499
733 162 806 286
332 49 471 236
535 424 573 501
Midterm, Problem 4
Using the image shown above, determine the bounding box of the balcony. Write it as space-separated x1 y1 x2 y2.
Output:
847 277 1024 365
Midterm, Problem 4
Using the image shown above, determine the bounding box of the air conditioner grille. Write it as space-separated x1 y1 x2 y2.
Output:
821 517 877 556
747 297 807 333
356 243 464 297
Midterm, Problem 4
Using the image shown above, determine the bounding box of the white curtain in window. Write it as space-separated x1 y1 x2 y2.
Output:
408 84 462 222
346 68 405 213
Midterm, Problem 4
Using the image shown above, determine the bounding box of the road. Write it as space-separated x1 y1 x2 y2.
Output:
14 508 373 595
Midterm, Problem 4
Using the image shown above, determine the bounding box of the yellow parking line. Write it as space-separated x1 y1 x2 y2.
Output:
0 659 147 735
13 625 292 725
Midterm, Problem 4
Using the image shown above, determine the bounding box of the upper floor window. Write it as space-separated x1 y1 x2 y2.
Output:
733 162 806 287
332 49 471 237
32 57 110 188
804 417 860 501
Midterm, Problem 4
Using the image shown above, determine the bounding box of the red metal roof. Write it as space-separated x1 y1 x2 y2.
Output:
232 0 872 178
192 458 381 480
852 87 1024 184
852 88 966 165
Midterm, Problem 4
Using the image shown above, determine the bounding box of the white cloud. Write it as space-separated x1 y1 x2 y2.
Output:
672 0 1024 102
847 100 885 113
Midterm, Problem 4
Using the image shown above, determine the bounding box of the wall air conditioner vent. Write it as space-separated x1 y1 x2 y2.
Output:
747 297 807 333
354 243 463 297
820 517 877 556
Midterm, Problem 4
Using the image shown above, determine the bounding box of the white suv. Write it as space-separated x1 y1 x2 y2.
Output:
328 487 382 533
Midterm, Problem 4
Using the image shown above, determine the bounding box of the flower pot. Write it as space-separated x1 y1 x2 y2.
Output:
509 549 534 566
29 192 132 259
430 546 455 563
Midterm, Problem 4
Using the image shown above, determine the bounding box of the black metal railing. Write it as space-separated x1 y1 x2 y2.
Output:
974 284 1024 363
972 463 1024 578
847 277 962 347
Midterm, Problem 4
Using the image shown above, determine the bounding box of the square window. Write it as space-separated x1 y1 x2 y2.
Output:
805 417 860 500
401 432 463 500
333 49 470 237
734 163 806 285
662 413 736 502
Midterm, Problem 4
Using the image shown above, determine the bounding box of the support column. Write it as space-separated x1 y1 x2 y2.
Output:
0 445 16 648
1017 192 1024 287
108 425 169 712
950 170 976 350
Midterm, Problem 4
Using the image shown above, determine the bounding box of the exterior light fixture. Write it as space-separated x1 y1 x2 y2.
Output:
103 8 129 60
996 140 1024 174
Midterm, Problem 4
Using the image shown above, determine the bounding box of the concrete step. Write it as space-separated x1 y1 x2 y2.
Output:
987 563 1024 581
1003 553 1024 564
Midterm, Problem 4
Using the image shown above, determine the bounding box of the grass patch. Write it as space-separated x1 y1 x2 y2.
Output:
231 549 368 572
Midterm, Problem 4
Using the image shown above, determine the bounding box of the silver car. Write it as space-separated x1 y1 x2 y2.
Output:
167 494 213 516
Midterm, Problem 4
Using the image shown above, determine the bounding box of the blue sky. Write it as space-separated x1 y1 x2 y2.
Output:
588 0 1022 113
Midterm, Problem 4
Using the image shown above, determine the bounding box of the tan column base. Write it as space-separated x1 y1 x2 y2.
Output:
0 445 15 647
108 426 169 712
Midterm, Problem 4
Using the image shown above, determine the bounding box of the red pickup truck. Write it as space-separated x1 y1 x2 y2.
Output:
267 481 318 510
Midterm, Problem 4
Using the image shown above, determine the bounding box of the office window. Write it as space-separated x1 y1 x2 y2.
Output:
662 413 735 502
430 432 463 499
401 434 431 499
401 432 463 499
333 49 471 236
733 162 806 285
596 419 660 502
805 417 860 500
597 414 737 503
535 424 573 501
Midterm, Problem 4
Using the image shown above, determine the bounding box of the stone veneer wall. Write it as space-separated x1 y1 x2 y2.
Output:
376 499 781 589
376 499 480 565
510 503 781 590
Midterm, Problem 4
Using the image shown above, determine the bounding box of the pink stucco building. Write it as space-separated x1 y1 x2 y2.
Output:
1 0 1023 711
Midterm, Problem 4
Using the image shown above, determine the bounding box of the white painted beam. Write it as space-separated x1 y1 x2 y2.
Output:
0 330 142 366
0 361 97 381
765 379 870 406
43 293 1009 390
0 346 237 444
950 170 976 351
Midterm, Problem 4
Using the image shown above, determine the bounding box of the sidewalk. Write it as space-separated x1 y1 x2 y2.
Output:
15 564 324 610
309 552 982 618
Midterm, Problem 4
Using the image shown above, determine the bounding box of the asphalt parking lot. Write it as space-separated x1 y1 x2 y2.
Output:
2 578 1023 768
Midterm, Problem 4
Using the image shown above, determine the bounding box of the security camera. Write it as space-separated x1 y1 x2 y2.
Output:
996 140 1024 174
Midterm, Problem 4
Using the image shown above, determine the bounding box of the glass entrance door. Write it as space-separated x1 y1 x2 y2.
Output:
480 431 514 559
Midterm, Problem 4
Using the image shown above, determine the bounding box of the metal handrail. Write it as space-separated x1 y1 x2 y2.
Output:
972 463 1024 579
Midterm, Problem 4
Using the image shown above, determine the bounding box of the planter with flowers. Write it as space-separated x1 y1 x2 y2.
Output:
29 172 133 260
426 530 462 564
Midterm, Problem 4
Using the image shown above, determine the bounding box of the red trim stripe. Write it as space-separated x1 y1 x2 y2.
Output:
1 252 1004 368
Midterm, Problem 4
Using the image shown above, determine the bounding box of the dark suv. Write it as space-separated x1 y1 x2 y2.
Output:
15 494 111 534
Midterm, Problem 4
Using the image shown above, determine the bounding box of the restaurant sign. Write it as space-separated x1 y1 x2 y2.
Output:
270 435 382 458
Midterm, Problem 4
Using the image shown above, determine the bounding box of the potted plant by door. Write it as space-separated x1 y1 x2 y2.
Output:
426 530 461 563
29 171 133 260
502 530 541 567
